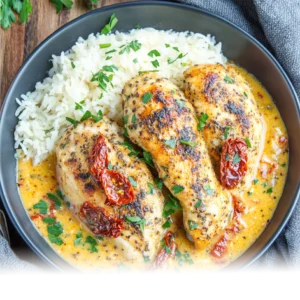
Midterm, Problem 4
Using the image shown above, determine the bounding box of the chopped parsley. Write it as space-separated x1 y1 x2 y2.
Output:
175 250 194 265
154 177 163 191
253 179 259 184
47 192 63 209
171 185 184 194
47 222 63 246
197 113 209 131
165 139 176 149
71 61 75 69
119 40 142 54
131 114 137 123
66 117 80 127
244 137 252 148
281 163 287 167
173 47 179 52
33 200 48 214
142 92 153 104
161 238 171 254
147 182 154 195
135 24 141 29
165 44 170 48
266 187 273 194
179 140 196 147
85 236 98 253
204 184 214 195
162 220 171 229
99 43 111 49
224 126 230 139
128 176 137 187
133 58 138 64
126 216 146 231
224 75 234 83
151 59 160 68
91 65 118 91
188 220 198 230
74 231 83 246
232 153 241 164
167 52 187 64
105 49 116 54
195 200 202 208
176 99 185 108
243 91 248 98
123 115 129 124
225 153 230 161
262 183 268 188
108 162 113 170
162 194 182 218
100 13 118 34
148 50 161 57
80 110 103 123
140 151 154 168
43 217 56 225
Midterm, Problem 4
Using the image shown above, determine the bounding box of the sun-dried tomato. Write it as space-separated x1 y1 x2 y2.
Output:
220 138 248 189
90 134 108 183
101 169 135 206
210 235 228 258
152 231 176 268
79 201 124 238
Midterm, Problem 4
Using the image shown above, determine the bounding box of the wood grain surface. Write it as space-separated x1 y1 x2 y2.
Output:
0 0 135 261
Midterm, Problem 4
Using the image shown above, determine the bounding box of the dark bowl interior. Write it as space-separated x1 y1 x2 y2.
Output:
0 1 299 271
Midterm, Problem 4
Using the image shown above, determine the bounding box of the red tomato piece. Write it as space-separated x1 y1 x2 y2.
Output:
90 134 108 183
101 169 135 206
152 231 176 268
79 201 124 238
220 138 248 189
210 235 228 258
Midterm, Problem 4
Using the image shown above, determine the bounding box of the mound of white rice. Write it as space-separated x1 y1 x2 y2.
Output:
14 28 227 164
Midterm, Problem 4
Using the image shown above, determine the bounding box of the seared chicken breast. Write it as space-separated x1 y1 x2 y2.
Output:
184 64 266 190
122 73 232 249
56 117 164 262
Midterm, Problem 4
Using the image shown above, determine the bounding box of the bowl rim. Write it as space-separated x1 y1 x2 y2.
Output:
0 0 299 271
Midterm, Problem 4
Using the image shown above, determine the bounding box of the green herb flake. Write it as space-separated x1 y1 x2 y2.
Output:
225 153 230 161
47 222 63 237
135 24 141 29
100 43 111 49
176 250 194 265
224 75 234 83
100 13 118 35
162 194 182 218
147 182 154 195
155 177 163 191
165 139 176 149
119 40 142 55
148 50 161 58
281 163 286 167
71 61 76 69
74 231 83 246
47 192 62 209
48 234 63 246
133 58 138 64
131 114 137 123
33 200 48 214
266 187 273 194
66 117 79 127
128 176 137 187
243 91 248 98
262 182 268 188
140 151 154 168
244 137 252 148
253 179 259 184
179 140 196 147
224 126 230 139
188 220 198 230
171 185 184 195
195 200 202 208
162 220 171 229
108 162 113 170
43 217 56 225
138 70 159 75
175 99 185 108
86 236 98 253
168 52 188 64
142 92 153 104
232 153 241 164
204 184 214 195
197 113 209 131
105 49 116 54
173 47 179 52
126 216 146 232
165 44 170 48
151 59 160 68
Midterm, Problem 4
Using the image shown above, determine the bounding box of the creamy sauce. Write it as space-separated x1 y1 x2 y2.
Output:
17 66 288 270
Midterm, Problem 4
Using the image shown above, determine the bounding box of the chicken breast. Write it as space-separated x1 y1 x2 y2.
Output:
122 73 232 249
184 64 266 190
56 117 164 263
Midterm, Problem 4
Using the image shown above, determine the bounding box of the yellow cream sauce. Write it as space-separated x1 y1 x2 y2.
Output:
17 65 288 271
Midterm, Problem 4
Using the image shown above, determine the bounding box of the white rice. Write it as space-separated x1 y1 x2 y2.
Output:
14 28 227 164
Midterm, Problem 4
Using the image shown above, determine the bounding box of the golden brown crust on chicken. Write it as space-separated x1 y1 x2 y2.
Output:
122 73 232 249
184 64 266 190
56 117 164 262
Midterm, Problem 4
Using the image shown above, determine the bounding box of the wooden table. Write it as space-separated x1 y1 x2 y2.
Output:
0 0 134 262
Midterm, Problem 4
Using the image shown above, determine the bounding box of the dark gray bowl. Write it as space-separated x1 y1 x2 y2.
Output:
0 1 299 271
